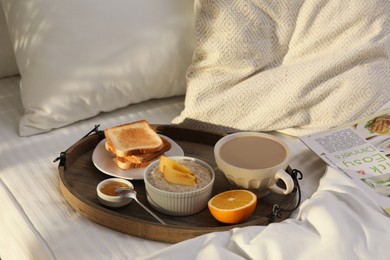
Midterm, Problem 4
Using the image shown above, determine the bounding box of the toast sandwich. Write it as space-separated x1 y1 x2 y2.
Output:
104 120 163 157
104 120 171 169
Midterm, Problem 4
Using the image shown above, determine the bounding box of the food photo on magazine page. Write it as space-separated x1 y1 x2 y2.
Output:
301 102 390 215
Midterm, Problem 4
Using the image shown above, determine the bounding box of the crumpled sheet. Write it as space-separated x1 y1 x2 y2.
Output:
138 166 390 260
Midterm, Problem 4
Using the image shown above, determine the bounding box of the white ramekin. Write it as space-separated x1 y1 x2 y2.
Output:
96 178 134 207
144 156 215 216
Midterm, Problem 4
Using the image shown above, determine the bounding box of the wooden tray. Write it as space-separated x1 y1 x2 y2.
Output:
58 125 299 243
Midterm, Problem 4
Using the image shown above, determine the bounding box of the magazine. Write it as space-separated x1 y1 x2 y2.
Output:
300 107 390 215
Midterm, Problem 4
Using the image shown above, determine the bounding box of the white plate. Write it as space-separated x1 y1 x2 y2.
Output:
92 135 184 180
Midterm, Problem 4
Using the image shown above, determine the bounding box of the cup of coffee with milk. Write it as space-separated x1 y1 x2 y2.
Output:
214 132 294 197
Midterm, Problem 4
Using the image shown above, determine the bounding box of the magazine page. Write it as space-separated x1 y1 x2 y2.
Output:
300 108 390 215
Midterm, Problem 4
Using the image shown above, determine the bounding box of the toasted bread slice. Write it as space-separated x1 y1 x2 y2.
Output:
113 138 171 169
104 120 163 157
107 137 171 163
113 138 171 170
121 138 171 163
114 156 154 169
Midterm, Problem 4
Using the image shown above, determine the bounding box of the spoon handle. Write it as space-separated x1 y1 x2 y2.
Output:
134 198 167 225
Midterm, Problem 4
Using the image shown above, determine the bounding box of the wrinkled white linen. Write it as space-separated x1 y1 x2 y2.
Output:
0 76 179 259
138 166 390 260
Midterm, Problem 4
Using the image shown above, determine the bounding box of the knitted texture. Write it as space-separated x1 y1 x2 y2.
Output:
173 0 390 136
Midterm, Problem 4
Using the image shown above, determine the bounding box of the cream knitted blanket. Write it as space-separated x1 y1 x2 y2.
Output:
173 0 390 136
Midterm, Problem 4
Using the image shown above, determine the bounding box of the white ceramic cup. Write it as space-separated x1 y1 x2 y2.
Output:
214 132 294 196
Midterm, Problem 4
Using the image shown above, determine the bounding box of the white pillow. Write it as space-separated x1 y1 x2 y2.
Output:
173 0 390 136
1 0 194 136
0 1 18 78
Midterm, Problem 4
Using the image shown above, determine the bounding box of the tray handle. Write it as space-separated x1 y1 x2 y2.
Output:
54 125 104 170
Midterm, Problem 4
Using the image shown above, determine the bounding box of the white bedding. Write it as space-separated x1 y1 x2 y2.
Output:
0 76 328 259
1 0 389 258
139 166 390 260
0 76 180 259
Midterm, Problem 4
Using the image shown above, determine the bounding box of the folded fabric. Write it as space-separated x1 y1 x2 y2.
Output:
173 0 390 136
137 166 390 260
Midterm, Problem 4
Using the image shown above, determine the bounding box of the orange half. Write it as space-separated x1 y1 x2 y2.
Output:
208 190 257 224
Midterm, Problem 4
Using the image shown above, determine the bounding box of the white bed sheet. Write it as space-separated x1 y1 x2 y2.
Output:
0 76 327 259
139 166 390 260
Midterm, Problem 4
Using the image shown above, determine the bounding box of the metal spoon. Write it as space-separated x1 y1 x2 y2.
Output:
115 187 167 225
